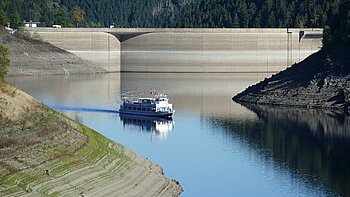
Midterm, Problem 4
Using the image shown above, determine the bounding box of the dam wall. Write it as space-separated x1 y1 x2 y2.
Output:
121 28 322 73
28 28 322 73
30 30 121 72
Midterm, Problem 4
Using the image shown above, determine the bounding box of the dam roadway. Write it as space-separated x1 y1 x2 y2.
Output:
27 28 323 73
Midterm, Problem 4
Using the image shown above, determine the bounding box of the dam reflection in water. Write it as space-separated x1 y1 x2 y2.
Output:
6 73 350 197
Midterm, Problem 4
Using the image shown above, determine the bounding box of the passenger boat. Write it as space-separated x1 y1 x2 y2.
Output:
119 94 175 118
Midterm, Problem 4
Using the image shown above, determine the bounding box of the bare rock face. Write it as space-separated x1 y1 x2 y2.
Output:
233 45 350 114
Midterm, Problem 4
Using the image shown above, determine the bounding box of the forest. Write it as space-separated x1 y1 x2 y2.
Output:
0 0 348 44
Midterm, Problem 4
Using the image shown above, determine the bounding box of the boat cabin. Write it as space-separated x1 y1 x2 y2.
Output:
120 94 174 118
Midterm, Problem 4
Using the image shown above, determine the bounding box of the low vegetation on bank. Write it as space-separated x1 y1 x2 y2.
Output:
0 85 125 195
0 28 182 196
0 83 182 196
0 41 9 80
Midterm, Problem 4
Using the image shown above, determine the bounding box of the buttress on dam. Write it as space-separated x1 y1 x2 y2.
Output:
27 28 323 73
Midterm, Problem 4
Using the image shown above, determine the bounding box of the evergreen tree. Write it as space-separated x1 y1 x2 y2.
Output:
323 0 350 45
232 13 239 28
29 3 41 22
10 11 21 29
267 11 276 27
54 6 69 26
0 0 345 31
0 10 9 26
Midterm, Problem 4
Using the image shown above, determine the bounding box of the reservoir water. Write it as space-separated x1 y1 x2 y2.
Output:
7 73 350 197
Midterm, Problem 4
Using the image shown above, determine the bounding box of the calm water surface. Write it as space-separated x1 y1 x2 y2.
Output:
7 73 350 197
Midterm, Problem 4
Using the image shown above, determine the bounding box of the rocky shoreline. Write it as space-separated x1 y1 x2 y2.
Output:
233 45 350 114
0 30 107 76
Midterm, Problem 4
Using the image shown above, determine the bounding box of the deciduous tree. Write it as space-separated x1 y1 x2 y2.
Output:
72 6 85 27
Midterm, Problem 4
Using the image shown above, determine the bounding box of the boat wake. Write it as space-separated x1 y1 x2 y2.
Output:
49 105 119 114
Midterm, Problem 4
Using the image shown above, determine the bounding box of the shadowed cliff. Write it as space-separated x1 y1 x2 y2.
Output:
233 45 350 113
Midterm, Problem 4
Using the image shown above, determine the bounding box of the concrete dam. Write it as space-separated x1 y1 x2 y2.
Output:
27 28 323 73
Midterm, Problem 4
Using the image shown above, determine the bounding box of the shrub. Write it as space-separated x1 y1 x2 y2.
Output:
0 44 10 81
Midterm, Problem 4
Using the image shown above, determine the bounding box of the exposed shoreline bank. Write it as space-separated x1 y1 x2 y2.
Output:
0 30 183 196
233 45 350 114
0 82 182 196
0 30 108 76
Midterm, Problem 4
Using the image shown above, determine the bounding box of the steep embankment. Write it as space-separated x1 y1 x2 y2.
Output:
0 30 107 76
233 45 350 113
0 82 182 196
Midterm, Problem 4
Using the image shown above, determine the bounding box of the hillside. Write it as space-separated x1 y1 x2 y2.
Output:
233 45 350 113
0 30 107 76
233 0 349 113
0 14 182 197
0 81 183 196
0 0 342 28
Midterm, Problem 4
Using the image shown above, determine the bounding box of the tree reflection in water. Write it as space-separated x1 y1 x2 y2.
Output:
211 104 350 197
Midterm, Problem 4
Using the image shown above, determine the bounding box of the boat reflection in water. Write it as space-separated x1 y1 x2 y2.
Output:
119 114 174 139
